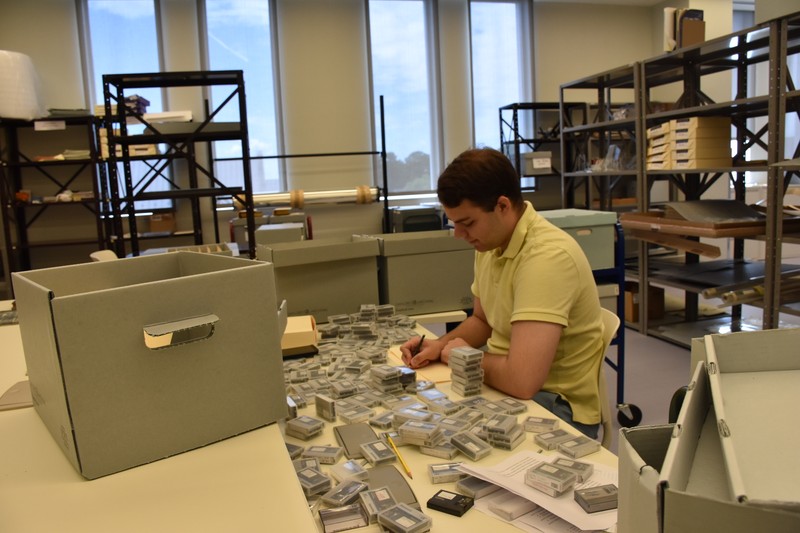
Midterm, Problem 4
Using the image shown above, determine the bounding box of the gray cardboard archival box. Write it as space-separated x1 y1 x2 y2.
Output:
257 238 380 323
12 252 288 479
354 230 474 316
657 341 800 533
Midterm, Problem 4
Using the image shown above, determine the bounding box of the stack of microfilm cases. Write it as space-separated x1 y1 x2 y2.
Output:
370 364 405 394
284 415 325 441
525 462 578 497
481 413 526 450
449 346 484 396
397 420 443 447
574 484 618 513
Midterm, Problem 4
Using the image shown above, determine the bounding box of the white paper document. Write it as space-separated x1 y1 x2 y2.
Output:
459 450 617 531
476 488 600 533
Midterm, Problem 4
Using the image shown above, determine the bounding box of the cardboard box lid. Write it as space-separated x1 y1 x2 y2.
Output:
356 230 472 256
658 361 800 532
540 208 617 228
618 424 673 533
258 238 379 266
704 329 800 507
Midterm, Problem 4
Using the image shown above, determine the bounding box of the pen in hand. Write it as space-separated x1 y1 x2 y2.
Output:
411 335 425 357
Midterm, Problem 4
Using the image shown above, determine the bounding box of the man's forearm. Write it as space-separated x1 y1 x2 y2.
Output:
437 314 492 353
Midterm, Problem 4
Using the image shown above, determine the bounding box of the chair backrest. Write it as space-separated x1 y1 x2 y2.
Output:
90 250 118 262
600 307 620 350
598 307 620 449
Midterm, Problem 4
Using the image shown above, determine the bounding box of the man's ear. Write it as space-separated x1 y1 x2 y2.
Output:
496 195 512 213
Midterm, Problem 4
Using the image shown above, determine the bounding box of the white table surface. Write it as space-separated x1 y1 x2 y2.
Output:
1 307 617 532
0 318 316 533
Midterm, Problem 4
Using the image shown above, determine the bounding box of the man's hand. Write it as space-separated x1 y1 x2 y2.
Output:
440 338 472 365
400 336 443 369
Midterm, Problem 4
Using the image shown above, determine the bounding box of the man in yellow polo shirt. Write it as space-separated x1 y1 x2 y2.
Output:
401 147 605 438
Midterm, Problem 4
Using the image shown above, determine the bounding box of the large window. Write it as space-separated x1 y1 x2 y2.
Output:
203 0 281 194
470 1 531 151
85 0 168 211
369 0 435 193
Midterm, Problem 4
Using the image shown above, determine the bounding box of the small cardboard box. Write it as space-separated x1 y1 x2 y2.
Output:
257 238 380 323
657 358 800 532
12 253 288 479
355 230 474 315
597 283 619 314
540 208 617 270
281 315 317 356
624 281 664 322
679 18 705 48
148 212 175 233
523 151 553 175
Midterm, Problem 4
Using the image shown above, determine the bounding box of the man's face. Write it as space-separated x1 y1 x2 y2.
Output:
444 199 511 253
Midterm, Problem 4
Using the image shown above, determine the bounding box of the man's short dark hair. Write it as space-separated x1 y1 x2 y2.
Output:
437 148 523 211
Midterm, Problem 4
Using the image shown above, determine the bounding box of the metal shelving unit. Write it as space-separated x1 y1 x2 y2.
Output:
499 102 586 194
101 70 256 258
559 11 800 348
559 64 642 211
0 114 105 294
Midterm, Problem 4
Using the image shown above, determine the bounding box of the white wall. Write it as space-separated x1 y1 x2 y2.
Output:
0 0 85 110
533 2 654 102
755 0 800 22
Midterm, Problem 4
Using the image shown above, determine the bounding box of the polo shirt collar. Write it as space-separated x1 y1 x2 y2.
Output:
496 201 534 260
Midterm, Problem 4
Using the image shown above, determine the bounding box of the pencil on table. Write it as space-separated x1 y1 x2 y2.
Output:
387 435 413 479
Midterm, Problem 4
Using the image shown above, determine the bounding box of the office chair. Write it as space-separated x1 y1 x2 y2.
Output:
89 250 118 262
598 307 620 449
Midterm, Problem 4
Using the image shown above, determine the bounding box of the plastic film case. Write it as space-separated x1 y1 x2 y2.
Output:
318 503 369 533
523 415 560 433
361 439 397 466
450 432 492 461
320 479 369 507
360 486 398 523
456 475 502 500
428 462 467 484
574 484 618 513
302 445 344 465
377 502 433 533
557 435 601 459
552 457 594 483
534 429 575 450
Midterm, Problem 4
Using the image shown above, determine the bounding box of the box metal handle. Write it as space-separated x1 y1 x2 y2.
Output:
143 314 219 350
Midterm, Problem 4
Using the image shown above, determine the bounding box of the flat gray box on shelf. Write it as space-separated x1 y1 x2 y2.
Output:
12 252 287 480
255 222 306 245
390 205 442 233
257 238 380 323
355 230 474 315
540 208 617 270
